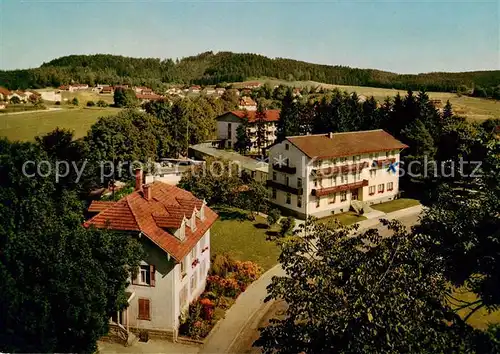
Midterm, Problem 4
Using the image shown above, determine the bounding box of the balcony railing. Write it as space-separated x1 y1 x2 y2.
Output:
272 164 296 174
311 179 368 197
266 180 303 195
371 158 396 168
315 162 368 177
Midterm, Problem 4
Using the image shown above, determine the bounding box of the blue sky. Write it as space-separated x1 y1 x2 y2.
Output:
1 0 498 73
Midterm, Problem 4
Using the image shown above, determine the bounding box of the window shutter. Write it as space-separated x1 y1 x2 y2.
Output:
145 299 150 320
138 298 151 320
138 298 145 319
150 264 156 287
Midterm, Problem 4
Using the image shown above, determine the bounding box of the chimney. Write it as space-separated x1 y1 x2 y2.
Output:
135 168 143 191
143 184 152 201
328 132 334 139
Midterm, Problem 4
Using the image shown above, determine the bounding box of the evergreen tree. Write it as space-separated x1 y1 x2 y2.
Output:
443 100 453 120
235 111 251 154
276 88 299 142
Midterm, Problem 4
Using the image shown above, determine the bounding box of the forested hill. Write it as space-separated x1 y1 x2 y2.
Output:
1 51 499 94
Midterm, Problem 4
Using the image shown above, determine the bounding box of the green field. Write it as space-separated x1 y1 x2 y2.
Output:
0 107 120 141
242 79 500 121
35 88 115 105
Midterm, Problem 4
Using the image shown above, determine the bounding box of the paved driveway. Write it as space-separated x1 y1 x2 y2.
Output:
98 339 200 353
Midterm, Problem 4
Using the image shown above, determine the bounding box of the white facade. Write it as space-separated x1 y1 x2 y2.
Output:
216 112 278 152
268 139 403 219
40 91 62 102
124 230 211 338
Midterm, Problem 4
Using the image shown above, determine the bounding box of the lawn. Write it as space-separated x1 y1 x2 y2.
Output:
0 107 120 141
319 211 367 226
210 207 280 270
370 198 420 214
242 79 500 121
450 287 500 330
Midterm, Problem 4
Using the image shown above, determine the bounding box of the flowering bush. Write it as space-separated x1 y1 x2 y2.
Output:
206 275 241 298
199 298 215 321
233 261 262 286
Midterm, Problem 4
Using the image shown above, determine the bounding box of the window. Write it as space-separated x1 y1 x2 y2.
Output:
227 141 232 148
316 197 320 208
369 153 374 159
179 285 188 309
341 175 348 184
340 157 348 163
286 193 291 204
386 151 390 158
340 191 347 202
272 172 277 180
285 176 289 186
297 195 302 207
378 183 385 193
228 123 232 139
285 143 289 150
353 155 361 162
329 194 336 204
331 158 337 165
201 259 207 277
297 178 302 189
190 273 197 293
136 264 155 286
387 182 394 191
180 258 187 278
138 298 151 320
271 188 277 199
369 186 376 195
330 176 336 186
370 169 377 178
314 178 318 187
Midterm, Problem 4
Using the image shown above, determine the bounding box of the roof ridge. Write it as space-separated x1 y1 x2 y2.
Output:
125 195 143 230
287 129 384 139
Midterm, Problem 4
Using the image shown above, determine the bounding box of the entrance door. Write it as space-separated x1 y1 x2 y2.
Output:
352 189 359 201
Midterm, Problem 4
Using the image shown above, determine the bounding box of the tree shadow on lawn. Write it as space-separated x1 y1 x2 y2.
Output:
214 207 248 221
265 230 279 237
254 223 269 229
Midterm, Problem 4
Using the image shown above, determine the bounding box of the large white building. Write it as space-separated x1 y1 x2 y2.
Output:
215 110 280 152
85 171 218 343
267 130 408 219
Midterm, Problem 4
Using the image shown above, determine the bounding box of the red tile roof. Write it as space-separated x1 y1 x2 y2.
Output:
0 87 11 96
239 96 257 107
223 109 281 123
287 130 408 159
88 200 116 213
84 182 218 262
135 93 163 100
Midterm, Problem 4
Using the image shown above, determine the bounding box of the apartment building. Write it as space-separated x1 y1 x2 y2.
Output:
216 110 280 152
267 130 408 219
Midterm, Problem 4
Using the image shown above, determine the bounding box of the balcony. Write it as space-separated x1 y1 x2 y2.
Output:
371 158 396 168
311 179 368 197
266 180 303 195
272 164 296 174
315 162 368 177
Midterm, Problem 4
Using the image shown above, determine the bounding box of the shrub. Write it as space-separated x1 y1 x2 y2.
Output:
280 216 295 236
206 275 241 298
210 253 236 277
267 208 281 226
96 99 108 107
71 97 79 106
55 101 61 105
179 300 213 339
233 261 262 286
86 100 95 107
138 330 149 342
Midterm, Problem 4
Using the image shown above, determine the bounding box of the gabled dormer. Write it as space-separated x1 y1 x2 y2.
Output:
196 200 206 221
190 210 197 231
175 217 186 241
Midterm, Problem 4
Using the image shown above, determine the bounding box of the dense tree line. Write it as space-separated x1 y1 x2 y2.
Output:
1 52 499 95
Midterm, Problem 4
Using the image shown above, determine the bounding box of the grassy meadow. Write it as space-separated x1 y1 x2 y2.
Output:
0 107 120 141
